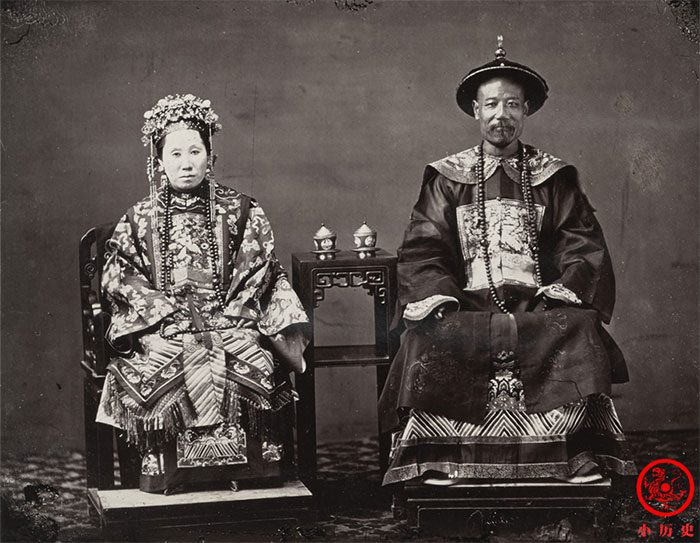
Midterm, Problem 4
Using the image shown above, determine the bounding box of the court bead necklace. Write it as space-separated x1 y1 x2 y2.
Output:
476 142 542 314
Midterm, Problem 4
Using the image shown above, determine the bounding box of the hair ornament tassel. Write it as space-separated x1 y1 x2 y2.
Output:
207 124 217 221
148 138 159 225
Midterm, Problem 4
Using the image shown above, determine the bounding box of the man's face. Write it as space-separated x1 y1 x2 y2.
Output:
472 78 529 149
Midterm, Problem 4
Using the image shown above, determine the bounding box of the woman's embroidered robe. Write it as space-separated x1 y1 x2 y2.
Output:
378 144 636 485
96 183 309 489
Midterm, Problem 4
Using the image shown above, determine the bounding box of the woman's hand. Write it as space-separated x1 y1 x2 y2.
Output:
163 308 190 324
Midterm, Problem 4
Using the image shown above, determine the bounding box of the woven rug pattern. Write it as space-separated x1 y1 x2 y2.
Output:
1 431 698 541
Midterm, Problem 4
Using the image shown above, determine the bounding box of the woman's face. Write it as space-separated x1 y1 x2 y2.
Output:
158 129 208 192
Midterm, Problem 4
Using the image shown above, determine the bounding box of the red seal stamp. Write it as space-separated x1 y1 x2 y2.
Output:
636 459 695 517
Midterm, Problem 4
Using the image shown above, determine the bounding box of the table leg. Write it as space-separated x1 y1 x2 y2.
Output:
295 362 317 488
376 364 390 475
373 275 394 477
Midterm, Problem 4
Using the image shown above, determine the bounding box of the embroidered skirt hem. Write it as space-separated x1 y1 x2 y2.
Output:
383 434 637 485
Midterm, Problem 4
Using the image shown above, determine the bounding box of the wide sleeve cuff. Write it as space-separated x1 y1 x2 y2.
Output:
106 291 178 342
257 275 310 336
403 295 460 321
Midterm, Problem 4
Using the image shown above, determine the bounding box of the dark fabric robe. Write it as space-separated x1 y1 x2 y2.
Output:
378 143 629 433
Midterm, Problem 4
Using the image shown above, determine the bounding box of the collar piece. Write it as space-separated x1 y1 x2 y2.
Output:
429 144 570 187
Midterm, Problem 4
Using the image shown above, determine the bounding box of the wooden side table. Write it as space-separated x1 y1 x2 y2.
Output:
292 249 398 485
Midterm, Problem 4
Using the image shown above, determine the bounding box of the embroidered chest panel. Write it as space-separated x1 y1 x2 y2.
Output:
456 198 545 291
168 213 214 285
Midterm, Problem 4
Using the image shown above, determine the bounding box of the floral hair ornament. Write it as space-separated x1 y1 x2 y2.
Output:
141 94 221 147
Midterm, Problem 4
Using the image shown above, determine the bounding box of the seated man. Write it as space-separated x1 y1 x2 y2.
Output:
378 38 636 486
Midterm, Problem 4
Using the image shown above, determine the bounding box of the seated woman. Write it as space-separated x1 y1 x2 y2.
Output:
96 94 309 494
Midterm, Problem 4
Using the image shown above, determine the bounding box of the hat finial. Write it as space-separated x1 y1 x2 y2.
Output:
495 35 506 61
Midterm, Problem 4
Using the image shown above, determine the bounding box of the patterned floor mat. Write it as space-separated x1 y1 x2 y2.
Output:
1 431 697 541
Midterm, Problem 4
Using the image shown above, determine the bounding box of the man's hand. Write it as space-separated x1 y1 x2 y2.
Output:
536 284 583 306
403 295 460 322
432 303 456 320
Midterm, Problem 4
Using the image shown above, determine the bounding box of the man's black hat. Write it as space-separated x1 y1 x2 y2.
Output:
456 36 549 117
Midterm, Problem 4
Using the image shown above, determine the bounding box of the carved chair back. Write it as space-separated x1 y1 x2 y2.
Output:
79 223 118 380
80 222 143 489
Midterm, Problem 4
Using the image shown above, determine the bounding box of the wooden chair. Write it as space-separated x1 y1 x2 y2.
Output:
80 222 141 491
79 225 313 538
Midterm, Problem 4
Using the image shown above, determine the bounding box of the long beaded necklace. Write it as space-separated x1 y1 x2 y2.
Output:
158 179 227 310
476 142 542 314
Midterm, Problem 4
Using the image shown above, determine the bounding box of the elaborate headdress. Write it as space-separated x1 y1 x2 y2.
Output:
141 93 221 147
456 36 549 116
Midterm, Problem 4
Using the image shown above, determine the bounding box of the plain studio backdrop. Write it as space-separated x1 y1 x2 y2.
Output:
1 0 697 457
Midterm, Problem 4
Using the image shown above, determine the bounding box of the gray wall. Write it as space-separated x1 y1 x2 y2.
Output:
2 0 697 456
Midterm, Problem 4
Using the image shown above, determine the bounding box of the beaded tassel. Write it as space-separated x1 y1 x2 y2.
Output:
476 143 542 314
148 139 158 222
518 146 543 288
158 182 173 294
207 126 217 221
208 168 217 228
205 179 227 308
148 139 164 286
205 124 225 307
